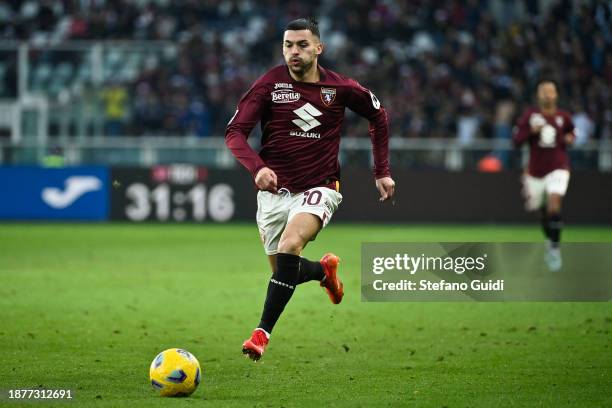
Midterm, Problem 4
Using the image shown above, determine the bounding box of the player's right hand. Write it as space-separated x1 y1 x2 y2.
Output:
255 167 278 193
530 124 544 134
529 114 546 134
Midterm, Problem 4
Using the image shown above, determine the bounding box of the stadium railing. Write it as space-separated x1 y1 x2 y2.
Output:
0 136 609 172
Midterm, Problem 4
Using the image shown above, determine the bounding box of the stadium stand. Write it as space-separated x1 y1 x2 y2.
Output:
0 0 609 145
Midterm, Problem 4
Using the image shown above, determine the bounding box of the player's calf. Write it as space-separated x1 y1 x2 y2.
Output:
297 257 325 284
242 253 300 361
547 212 563 248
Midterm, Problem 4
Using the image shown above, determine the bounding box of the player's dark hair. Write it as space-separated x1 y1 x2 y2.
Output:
536 78 558 89
285 17 320 38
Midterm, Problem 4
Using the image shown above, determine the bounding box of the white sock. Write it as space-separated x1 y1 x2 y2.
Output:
255 328 271 339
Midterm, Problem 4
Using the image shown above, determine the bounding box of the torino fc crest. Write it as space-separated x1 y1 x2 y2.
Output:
320 87 336 106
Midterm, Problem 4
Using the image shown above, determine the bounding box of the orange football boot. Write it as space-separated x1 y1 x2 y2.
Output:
320 253 344 304
242 328 269 361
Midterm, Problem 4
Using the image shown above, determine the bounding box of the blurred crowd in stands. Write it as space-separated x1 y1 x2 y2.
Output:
0 0 610 144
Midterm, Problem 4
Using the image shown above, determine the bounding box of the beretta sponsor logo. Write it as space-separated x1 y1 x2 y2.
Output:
272 89 301 103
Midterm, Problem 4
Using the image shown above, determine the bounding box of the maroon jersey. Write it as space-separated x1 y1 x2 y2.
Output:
225 64 390 192
512 107 575 178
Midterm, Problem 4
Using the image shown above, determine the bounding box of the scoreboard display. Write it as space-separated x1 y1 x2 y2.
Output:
110 165 255 222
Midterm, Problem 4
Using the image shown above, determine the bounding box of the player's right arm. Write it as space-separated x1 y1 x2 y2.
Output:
225 81 277 192
512 110 534 147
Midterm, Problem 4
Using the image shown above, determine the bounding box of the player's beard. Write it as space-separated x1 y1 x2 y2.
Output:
539 99 556 110
289 58 314 77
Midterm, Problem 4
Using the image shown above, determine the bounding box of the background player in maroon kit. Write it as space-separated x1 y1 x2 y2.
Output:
513 80 575 271
225 18 395 360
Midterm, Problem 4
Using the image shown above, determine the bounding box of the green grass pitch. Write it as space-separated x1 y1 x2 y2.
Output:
0 223 610 407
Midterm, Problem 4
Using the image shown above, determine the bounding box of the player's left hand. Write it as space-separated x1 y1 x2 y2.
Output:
375 177 395 202
565 132 575 145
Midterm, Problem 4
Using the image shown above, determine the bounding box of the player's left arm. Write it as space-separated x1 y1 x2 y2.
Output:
563 113 576 146
346 80 395 202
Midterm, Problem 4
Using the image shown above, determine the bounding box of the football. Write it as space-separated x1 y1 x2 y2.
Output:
149 348 201 397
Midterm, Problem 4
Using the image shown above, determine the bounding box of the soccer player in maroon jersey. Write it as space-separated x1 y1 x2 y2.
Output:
513 80 575 271
225 18 395 360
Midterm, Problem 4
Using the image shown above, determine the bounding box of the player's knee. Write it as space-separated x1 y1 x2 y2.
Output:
277 235 304 255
